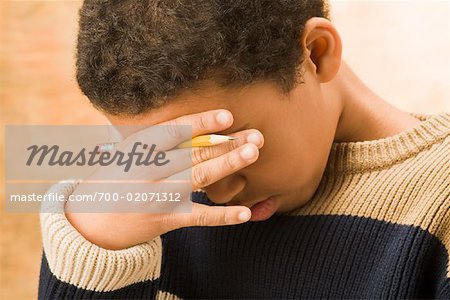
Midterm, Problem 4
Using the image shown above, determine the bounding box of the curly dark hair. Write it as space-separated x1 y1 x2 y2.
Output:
76 0 330 115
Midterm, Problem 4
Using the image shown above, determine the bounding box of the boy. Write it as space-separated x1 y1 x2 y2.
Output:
39 0 449 298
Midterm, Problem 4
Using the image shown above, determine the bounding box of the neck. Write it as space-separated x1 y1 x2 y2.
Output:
325 61 421 143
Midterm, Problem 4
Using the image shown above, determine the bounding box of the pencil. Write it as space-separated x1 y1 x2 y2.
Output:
176 134 238 149
96 134 238 152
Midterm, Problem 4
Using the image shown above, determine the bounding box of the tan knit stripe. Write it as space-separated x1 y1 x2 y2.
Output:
326 113 450 174
290 136 450 277
40 181 163 292
41 212 163 292
156 290 182 300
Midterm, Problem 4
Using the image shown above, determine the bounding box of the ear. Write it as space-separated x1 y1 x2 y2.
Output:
301 17 342 83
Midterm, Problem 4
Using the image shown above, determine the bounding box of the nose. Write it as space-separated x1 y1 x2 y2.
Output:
202 174 246 204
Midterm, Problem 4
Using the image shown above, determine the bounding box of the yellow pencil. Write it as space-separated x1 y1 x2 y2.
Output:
176 134 238 149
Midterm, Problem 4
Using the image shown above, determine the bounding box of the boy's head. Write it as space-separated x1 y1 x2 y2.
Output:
76 0 344 214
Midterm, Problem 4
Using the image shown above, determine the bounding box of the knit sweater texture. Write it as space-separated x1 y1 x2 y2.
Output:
38 112 450 299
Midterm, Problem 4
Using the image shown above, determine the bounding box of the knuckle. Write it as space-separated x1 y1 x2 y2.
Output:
156 214 177 232
192 147 211 164
191 148 203 165
223 138 239 152
218 211 228 225
196 212 210 226
223 153 239 170
201 147 212 161
192 166 210 188
197 115 210 131
165 120 182 139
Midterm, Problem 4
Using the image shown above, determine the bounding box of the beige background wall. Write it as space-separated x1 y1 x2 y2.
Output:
1 1 449 298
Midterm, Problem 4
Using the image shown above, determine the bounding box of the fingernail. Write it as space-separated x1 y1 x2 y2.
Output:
246 132 261 146
238 210 251 221
240 145 256 160
216 111 231 126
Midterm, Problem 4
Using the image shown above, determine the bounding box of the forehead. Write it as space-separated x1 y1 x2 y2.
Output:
108 81 281 128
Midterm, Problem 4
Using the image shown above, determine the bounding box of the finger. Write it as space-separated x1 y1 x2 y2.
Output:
159 109 234 138
167 143 259 191
161 202 252 230
190 129 264 165
117 109 235 152
140 129 263 180
191 143 259 190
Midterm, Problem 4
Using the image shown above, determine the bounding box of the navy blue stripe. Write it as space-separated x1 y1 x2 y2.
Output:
156 193 450 299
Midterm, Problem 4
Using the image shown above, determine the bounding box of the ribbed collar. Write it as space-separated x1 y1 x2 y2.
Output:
325 112 450 174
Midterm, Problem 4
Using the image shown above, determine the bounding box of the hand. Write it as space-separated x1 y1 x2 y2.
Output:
65 109 264 249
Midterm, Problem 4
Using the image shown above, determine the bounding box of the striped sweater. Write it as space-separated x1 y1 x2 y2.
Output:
38 112 450 299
